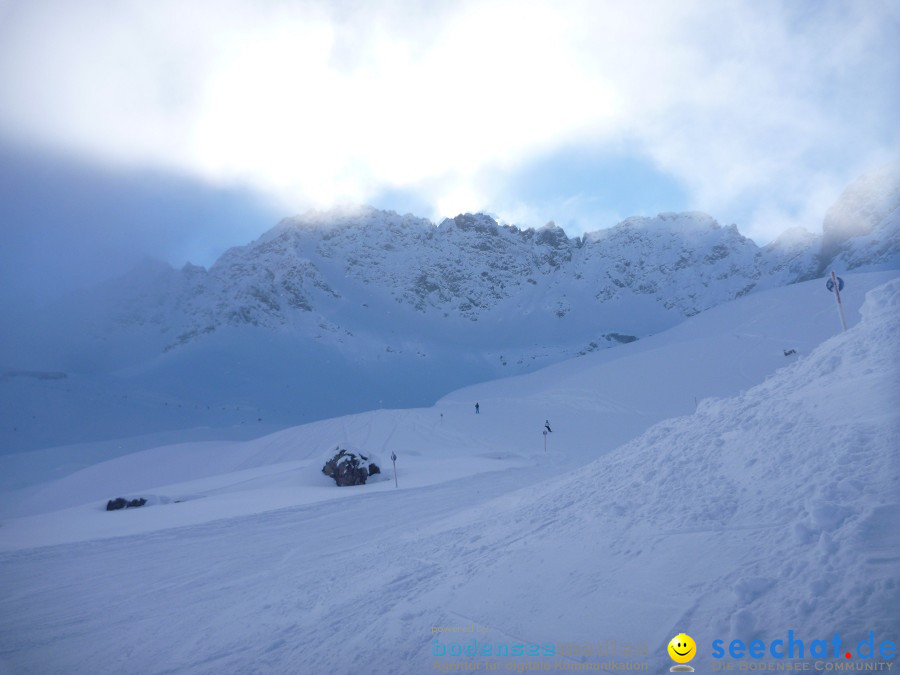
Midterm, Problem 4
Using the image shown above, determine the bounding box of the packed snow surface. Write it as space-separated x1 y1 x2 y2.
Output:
0 273 897 673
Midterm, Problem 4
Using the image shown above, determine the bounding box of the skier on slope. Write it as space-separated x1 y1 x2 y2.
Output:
544 419 552 433
475 402 480 414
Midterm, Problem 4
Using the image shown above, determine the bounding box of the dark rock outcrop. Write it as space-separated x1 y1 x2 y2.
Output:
106 497 147 511
322 447 381 486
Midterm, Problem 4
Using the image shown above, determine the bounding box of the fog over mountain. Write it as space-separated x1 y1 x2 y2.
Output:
1 167 897 453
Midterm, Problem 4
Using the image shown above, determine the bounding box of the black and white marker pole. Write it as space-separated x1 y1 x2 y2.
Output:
543 429 548 452
827 271 848 332
390 451 398 488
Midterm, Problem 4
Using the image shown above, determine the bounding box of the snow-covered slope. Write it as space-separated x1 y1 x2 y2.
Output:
448 276 899 657
1 270 894 510
0 272 895 673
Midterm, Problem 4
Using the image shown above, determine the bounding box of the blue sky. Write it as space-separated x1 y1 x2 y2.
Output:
0 0 898 306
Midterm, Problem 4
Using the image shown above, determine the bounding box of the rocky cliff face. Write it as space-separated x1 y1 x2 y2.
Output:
47 188 898 370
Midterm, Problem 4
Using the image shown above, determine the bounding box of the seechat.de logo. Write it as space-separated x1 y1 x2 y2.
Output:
711 631 896 661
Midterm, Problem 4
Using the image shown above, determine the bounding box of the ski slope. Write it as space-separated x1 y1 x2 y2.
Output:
0 272 897 673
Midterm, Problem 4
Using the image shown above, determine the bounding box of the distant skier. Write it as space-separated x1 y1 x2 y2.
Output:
544 419 552 433
475 402 480 414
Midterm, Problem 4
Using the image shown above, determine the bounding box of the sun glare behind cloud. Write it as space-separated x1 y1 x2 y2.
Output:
0 0 896 240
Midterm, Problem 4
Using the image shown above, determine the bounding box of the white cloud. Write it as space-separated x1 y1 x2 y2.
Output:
0 0 896 239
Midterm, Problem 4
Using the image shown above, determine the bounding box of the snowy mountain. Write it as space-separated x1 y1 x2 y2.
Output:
24 186 898 369
820 163 900 269
1 170 898 453
14 209 789 362
1 273 896 673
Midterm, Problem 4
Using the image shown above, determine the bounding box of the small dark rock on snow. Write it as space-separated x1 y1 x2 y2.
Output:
106 497 148 511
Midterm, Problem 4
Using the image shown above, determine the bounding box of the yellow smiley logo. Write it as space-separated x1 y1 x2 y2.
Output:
668 633 696 664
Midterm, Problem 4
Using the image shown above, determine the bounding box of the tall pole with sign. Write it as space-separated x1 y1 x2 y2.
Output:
827 272 848 332
390 451 398 488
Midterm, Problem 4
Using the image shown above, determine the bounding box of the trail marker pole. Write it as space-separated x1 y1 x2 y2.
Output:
391 451 398 488
543 429 548 452
828 271 848 332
